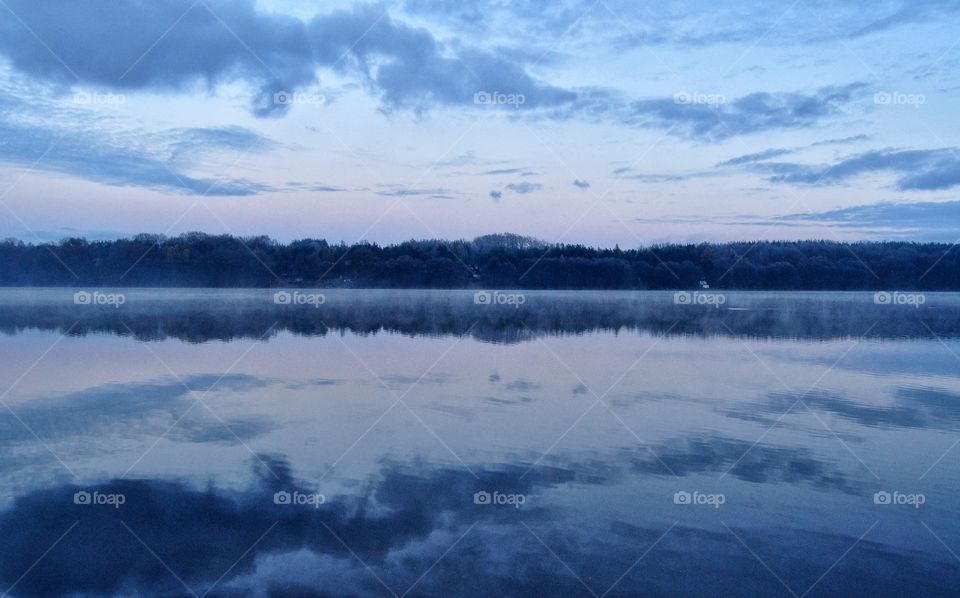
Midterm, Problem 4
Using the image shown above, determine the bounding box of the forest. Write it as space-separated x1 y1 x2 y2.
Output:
0 232 957 289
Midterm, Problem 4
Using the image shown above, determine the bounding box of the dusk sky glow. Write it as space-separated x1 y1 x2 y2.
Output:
0 0 958 245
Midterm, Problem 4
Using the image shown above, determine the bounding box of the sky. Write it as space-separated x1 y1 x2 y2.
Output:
0 0 958 245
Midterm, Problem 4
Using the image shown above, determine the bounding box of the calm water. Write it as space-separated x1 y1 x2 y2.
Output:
0 289 959 597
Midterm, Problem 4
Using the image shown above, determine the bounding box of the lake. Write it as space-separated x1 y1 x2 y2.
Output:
0 289 958 596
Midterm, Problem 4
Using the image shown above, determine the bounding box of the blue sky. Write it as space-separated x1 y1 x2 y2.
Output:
0 0 958 244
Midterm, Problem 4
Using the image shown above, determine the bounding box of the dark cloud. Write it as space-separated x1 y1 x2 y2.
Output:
764 148 960 190
810 134 871 147
782 199 960 227
617 83 868 141
309 5 576 114
613 169 716 183
489 190 503 201
376 186 458 198
283 183 349 193
717 147 795 167
505 182 542 194
0 1 576 118
717 135 871 167
770 200 960 240
482 168 529 175
0 0 315 117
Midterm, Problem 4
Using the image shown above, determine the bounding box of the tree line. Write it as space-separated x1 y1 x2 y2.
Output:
0 232 957 289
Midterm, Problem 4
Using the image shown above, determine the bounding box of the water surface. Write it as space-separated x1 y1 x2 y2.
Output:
0 290 958 596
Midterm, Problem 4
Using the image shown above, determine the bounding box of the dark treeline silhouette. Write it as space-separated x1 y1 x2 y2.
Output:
1 232 958 289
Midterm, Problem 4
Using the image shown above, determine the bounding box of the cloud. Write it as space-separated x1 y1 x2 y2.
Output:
482 168 528 175
717 148 795 167
777 200 960 236
617 83 868 141
435 151 483 167
489 190 503 201
0 121 273 196
283 182 349 192
684 199 960 241
309 4 576 114
0 1 939 211
376 186 458 198
764 148 960 191
443 0 960 50
0 89 275 195
629 198 960 241
0 1 868 141
716 135 872 167
505 182 542 194
841 0 960 39
435 151 508 168
165 125 277 163
573 179 590 189
810 134 870 147
0 0 316 117
0 0 570 117
612 167 716 183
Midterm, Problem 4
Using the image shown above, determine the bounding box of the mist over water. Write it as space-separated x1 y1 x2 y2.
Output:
1 290 959 596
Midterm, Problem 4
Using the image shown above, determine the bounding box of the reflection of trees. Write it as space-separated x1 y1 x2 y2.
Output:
1 292 959 343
